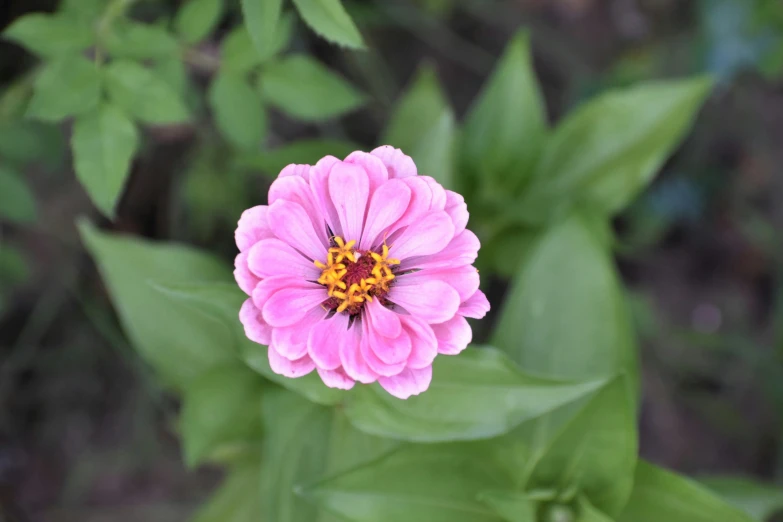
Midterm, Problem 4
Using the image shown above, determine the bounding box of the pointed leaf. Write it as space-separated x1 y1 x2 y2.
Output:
176 0 224 44
105 60 190 124
3 13 93 57
0 166 36 223
242 0 284 62
701 476 783 521
478 490 537 522
208 72 266 150
578 497 614 522
291 0 365 49
27 55 101 121
106 20 180 59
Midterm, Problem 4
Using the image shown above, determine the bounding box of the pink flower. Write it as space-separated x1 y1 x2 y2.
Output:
234 146 489 399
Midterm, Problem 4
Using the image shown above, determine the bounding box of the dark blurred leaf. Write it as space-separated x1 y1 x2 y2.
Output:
79 221 235 390
0 121 65 168
27 55 101 122
0 166 36 223
382 64 455 188
260 55 366 121
176 0 224 44
477 490 537 522
578 497 614 522
2 13 93 57
461 30 546 195
105 60 191 124
242 0 284 62
701 476 783 521
209 73 266 150
107 20 180 59
345 347 610 442
291 0 365 49
236 139 359 176
0 243 29 285
72 104 139 218
180 364 264 467
191 461 263 522
517 77 713 223
618 461 755 522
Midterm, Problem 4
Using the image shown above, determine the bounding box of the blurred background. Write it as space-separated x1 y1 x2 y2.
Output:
1 0 783 520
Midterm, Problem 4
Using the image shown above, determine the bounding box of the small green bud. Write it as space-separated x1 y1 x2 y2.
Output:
541 504 576 522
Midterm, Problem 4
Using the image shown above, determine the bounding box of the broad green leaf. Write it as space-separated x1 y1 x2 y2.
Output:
701 476 783 521
72 104 139 218
517 77 713 222
104 60 190 124
0 166 36 223
261 389 395 522
154 281 345 406
291 0 365 49
242 0 283 61
492 214 638 385
618 461 755 522
223 14 294 73
304 443 512 522
60 0 107 21
78 221 235 389
26 55 101 122
382 65 455 188
175 0 224 44
154 57 191 98
261 55 366 121
0 121 65 167
2 13 93 57
191 461 263 522
578 497 613 522
477 490 537 522
236 139 358 176
524 376 637 517
461 30 547 195
208 72 266 150
180 364 263 467
345 347 610 442
106 21 180 59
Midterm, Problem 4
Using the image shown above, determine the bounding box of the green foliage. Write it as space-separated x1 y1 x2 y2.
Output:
241 0 284 62
701 476 783 521
104 60 191 124
236 139 359 176
2 13 93 57
191 461 264 522
26 55 101 122
477 490 537 522
71 104 139 217
209 72 267 150
291 0 365 49
0 166 36 223
175 0 225 44
106 21 180 60
260 55 366 121
221 26 264 74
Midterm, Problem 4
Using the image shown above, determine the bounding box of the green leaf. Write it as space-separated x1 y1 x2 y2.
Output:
0 121 65 167
175 0 224 44
461 30 547 194
236 139 359 176
208 72 266 150
191 461 263 522
260 55 366 121
106 20 180 59
0 166 36 223
578 497 614 522
153 57 191 98
304 443 511 522
180 364 263 467
242 0 284 62
104 60 190 124
72 104 139 218
517 77 713 223
0 243 30 286
222 15 294 73
153 282 346 406
345 347 610 442
618 461 755 522
78 221 235 390
291 0 365 49
26 55 101 122
701 476 783 521
2 13 93 57
382 64 455 188
60 0 107 21
261 389 396 522
478 490 537 522
524 376 637 517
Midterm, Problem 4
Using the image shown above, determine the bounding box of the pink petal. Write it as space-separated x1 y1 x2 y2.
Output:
236 205 274 252
359 179 411 250
369 323 412 365
445 190 469 235
307 313 349 370
269 175 327 245
370 145 417 178
268 349 315 378
400 315 437 369
339 324 379 383
389 210 455 260
234 251 260 295
432 315 472 355
459 290 490 319
262 284 326 327
395 265 479 301
251 275 298 310
317 367 355 390
247 238 320 280
309 155 342 236
271 306 328 360
389 280 460 324
360 319 407 377
421 176 447 211
268 200 326 262
344 151 389 195
278 163 311 180
378 366 432 399
329 162 369 242
390 177 432 232
240 298 271 345
366 298 402 339
400 229 480 271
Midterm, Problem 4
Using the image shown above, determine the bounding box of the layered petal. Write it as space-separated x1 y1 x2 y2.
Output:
345 151 389 195
271 306 328 360
361 319 407 377
459 290 490 319
389 210 455 260
400 315 438 369
360 179 411 250
340 324 379 384
329 162 369 242
318 367 355 390
432 315 472 355
395 265 479 301
239 298 271 345
268 200 326 262
268 175 326 245
236 205 274 252
247 238 320 280
378 365 433 399
268 349 315 378
308 313 349 370
262 283 326 327
389 280 460 324
401 229 480 271
371 145 417 178
234 251 260 295
445 190 469 235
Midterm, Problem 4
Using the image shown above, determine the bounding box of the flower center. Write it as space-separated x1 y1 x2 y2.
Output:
314 236 400 314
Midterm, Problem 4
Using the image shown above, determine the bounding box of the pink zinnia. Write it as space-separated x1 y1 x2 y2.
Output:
234 146 489 399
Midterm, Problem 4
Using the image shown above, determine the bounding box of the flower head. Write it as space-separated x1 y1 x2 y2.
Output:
234 146 489 399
